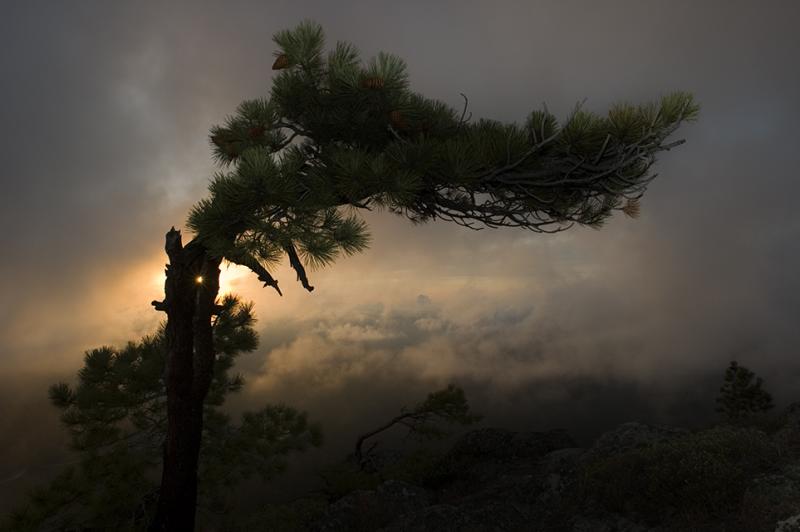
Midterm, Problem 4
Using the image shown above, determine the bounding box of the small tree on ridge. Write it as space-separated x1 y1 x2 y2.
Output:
716 360 774 422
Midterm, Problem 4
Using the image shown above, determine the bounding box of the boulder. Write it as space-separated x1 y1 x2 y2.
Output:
312 480 431 532
578 422 689 466
776 513 800 532
426 428 576 493
739 463 800 532
381 501 531 532
774 402 800 458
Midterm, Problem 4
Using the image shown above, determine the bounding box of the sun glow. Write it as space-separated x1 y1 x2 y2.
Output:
218 264 249 295
151 263 251 296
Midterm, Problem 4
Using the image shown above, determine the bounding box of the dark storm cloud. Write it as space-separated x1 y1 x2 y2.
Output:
2 0 800 513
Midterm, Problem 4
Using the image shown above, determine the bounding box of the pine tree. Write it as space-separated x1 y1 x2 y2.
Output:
716 360 774 422
353 384 481 469
148 20 699 529
3 296 320 531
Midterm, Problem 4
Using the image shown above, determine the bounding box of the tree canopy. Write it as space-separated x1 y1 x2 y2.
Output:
187 20 699 296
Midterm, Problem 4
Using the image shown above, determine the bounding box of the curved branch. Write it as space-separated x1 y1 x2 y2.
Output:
284 243 314 292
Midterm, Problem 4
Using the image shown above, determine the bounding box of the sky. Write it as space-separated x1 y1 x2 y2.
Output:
1 0 799 510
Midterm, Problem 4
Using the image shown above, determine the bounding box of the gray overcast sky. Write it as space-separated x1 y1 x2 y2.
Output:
1 0 799 509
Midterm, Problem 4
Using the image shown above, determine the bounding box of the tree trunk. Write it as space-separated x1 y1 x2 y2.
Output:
149 228 221 531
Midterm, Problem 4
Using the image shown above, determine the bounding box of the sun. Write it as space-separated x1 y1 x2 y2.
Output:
151 264 249 295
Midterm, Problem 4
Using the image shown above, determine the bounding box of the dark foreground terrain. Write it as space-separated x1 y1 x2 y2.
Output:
232 404 800 532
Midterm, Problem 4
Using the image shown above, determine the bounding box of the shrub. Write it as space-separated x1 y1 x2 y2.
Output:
580 425 782 524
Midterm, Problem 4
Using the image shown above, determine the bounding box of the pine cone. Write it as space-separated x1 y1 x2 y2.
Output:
621 198 641 218
248 126 265 139
361 77 385 89
224 143 239 157
211 133 225 147
389 110 407 129
272 54 290 70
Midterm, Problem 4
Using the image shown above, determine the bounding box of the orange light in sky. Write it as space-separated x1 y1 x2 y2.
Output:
152 264 250 296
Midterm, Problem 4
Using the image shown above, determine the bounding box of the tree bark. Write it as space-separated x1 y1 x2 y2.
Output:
149 228 221 531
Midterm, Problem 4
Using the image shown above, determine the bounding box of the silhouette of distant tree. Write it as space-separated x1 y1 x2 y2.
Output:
716 360 774 422
353 384 481 469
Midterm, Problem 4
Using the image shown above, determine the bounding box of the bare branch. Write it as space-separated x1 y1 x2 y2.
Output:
224 252 283 296
457 92 472 128
284 243 314 292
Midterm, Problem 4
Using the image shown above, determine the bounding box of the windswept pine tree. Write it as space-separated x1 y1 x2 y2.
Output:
148 20 698 529
353 384 481 469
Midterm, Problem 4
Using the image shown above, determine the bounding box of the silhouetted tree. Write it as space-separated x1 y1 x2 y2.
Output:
148 20 698 529
353 384 481 469
3 296 320 531
716 360 774 422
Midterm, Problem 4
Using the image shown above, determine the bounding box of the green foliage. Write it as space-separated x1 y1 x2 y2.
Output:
3 296 321 531
716 361 775 422
189 20 697 296
579 426 782 524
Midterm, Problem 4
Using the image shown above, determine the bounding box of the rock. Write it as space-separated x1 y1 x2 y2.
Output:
311 419 800 531
426 428 576 493
379 504 475 532
738 463 800 532
312 480 431 532
774 402 800 458
533 447 586 506
579 422 689 466
570 512 653 532
776 513 800 532
381 501 534 532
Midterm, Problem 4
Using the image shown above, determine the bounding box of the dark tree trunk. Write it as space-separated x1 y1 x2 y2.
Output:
149 228 221 531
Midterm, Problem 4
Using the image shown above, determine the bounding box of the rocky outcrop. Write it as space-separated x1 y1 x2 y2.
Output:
577 421 688 466
774 402 800 458
314 480 431 532
311 407 800 532
425 428 576 494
